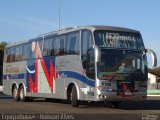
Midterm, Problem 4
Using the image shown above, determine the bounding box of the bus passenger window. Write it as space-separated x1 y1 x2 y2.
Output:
81 30 92 69
81 30 95 79
59 36 66 54
15 46 23 61
37 40 43 58
70 36 76 53
66 32 80 54
23 43 31 60
43 38 53 56
8 47 15 62
54 37 60 55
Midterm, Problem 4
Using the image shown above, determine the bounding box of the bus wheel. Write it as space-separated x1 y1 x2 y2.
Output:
71 85 79 107
111 102 120 109
12 86 19 101
19 85 26 102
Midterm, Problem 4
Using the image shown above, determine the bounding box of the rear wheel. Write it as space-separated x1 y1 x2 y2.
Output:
71 85 79 107
12 86 19 101
19 85 27 102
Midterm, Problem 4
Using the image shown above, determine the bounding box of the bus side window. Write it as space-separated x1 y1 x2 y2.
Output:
81 30 92 69
51 37 55 56
81 30 95 79
15 47 18 61
23 43 30 60
9 47 15 62
29 40 42 59
59 36 67 54
37 40 43 58
67 36 76 54
86 48 95 79
15 45 23 61
74 32 80 54
66 32 80 54
43 37 53 56
54 37 60 55
29 42 35 59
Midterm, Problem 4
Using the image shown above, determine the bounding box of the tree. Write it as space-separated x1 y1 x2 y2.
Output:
0 41 7 50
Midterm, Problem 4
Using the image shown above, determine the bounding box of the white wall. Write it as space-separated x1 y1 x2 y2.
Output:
148 73 157 84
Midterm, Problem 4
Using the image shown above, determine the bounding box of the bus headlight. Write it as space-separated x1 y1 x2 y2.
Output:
98 95 107 99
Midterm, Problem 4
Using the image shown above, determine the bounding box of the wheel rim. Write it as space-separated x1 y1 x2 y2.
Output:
70 91 72 101
13 87 18 99
20 88 24 100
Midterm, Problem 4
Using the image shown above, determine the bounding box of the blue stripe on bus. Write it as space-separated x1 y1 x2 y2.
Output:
3 73 25 80
3 71 95 87
58 71 95 87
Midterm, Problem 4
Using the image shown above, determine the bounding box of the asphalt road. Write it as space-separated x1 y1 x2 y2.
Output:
0 93 160 120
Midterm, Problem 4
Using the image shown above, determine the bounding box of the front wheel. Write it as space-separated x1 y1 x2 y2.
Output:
71 85 79 107
111 102 121 109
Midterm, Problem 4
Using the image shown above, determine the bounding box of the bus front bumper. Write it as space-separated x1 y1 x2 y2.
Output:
96 92 147 102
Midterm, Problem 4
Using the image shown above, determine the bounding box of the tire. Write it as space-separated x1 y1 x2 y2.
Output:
19 85 27 102
12 86 19 101
111 102 121 109
71 85 79 107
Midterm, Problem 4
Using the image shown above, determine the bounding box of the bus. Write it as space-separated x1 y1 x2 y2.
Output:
3 25 157 107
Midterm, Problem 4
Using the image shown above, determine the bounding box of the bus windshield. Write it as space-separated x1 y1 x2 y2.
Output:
94 30 145 50
97 49 146 80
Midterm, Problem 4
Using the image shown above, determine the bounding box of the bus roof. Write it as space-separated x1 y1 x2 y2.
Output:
39 25 140 37
84 25 139 33
6 25 140 48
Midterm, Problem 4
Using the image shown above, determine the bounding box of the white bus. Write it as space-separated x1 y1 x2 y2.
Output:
3 26 157 107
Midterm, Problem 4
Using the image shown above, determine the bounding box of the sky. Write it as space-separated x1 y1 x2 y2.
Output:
0 0 160 67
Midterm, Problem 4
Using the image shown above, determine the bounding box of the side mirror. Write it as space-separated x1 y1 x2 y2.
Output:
93 45 101 63
145 49 157 67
